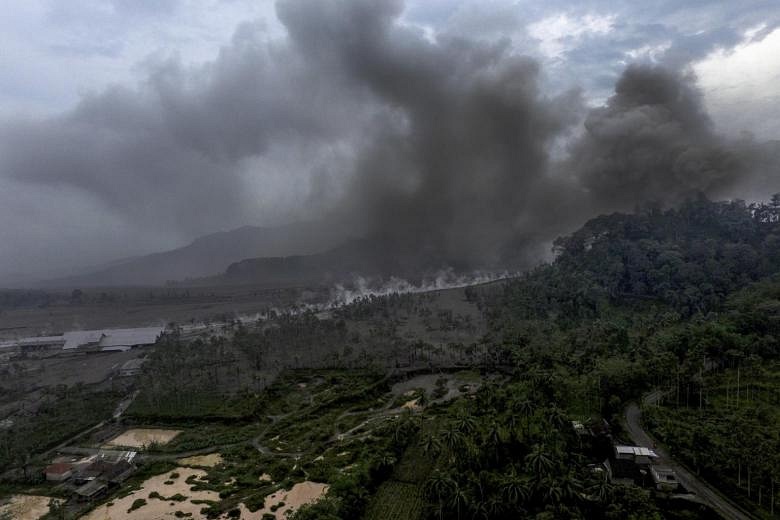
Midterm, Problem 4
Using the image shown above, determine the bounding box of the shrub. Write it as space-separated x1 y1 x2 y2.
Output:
128 499 147 513
244 493 265 512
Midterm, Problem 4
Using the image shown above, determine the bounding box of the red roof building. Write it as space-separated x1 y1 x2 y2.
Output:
44 462 74 482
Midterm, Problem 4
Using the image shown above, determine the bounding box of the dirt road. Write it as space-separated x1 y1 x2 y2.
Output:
624 396 756 520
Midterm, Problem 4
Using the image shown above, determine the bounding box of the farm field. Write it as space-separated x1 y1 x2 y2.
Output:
68 364 489 520
105 428 182 449
363 482 424 520
177 453 223 467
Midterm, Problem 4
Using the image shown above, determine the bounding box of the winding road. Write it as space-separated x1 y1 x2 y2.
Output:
623 393 756 520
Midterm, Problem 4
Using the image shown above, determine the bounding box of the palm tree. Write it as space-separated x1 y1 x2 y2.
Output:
541 475 563 506
440 427 466 459
426 470 455 519
547 405 568 429
500 467 530 505
525 444 555 476
516 399 536 437
420 434 443 458
454 414 477 435
559 471 584 503
587 474 612 504
485 422 504 463
449 482 470 520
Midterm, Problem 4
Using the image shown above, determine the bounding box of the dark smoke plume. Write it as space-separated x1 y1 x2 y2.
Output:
279 0 584 269
566 65 746 210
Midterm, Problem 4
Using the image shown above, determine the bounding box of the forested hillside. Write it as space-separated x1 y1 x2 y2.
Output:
450 195 780 518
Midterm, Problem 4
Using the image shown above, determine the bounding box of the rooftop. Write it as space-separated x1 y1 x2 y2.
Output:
615 445 658 458
75 479 107 498
651 466 678 482
63 327 164 350
45 462 73 474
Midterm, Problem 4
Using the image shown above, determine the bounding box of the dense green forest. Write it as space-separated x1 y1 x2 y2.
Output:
469 195 780 518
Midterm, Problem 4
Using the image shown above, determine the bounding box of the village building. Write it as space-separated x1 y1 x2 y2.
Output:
64 327 163 352
44 462 73 482
650 465 680 492
72 451 137 486
74 479 108 502
604 445 660 487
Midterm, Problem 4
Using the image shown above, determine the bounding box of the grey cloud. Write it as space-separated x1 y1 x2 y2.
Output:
0 14 372 238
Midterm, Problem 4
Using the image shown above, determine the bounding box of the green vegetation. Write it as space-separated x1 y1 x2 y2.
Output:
149 491 188 501
127 498 147 513
646 361 780 516
0 385 121 472
127 335 265 421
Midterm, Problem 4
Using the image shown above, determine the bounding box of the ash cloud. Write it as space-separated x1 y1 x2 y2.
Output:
0 0 777 282
279 0 585 268
567 65 747 210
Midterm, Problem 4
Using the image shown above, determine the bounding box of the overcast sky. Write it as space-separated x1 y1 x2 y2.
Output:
1 0 779 282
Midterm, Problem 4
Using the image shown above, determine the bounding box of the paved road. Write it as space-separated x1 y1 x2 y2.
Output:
624 396 756 520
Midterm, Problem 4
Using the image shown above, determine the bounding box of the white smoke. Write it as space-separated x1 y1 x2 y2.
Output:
328 269 514 306
181 270 513 331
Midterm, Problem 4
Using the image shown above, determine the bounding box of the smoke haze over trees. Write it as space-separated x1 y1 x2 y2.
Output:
0 0 778 283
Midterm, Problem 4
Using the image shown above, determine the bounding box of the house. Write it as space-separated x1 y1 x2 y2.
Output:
98 327 164 351
605 445 660 487
63 330 105 350
614 445 658 464
63 327 164 352
74 458 136 486
44 462 73 482
650 466 680 492
74 479 107 501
